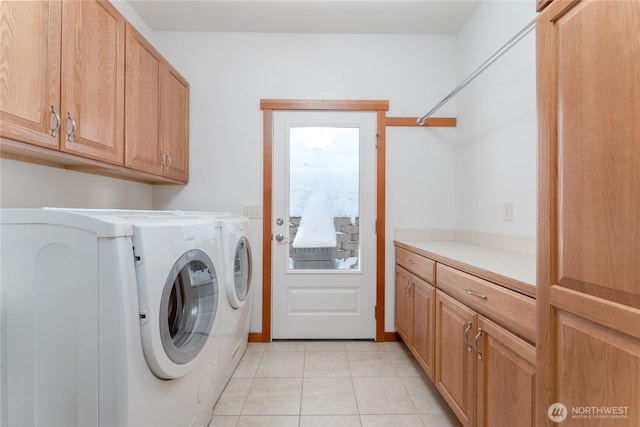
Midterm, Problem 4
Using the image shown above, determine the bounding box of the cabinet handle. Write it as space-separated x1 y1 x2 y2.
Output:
474 328 483 360
464 288 487 300
50 105 61 137
408 281 414 301
66 112 76 143
463 321 473 352
166 153 172 170
160 151 166 167
405 258 415 265
404 279 411 299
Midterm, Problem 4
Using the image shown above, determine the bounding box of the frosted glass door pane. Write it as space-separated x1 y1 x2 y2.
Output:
288 127 360 271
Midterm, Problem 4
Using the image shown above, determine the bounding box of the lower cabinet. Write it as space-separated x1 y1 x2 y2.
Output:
395 266 413 343
412 274 435 380
435 290 476 426
395 244 536 427
476 316 536 427
394 265 436 381
435 291 536 427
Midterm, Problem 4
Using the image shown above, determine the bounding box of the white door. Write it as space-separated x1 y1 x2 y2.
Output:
272 111 377 339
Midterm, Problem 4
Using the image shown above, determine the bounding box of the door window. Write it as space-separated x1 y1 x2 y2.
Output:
289 127 360 271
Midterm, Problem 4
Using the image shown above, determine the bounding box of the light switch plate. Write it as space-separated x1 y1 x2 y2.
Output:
502 202 513 222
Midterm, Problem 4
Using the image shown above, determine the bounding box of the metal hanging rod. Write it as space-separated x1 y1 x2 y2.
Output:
417 18 536 126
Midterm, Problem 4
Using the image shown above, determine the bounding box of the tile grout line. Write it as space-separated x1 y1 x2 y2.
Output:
238 345 265 425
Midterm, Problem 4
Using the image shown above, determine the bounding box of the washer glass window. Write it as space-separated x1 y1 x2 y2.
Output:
234 237 252 301
160 249 218 365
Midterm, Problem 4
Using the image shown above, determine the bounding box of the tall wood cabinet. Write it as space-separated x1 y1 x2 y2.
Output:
125 24 189 182
537 0 640 425
0 0 125 165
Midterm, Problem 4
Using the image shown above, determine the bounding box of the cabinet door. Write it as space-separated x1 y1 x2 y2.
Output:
412 275 435 381
124 23 162 176
435 291 475 427
60 0 124 164
395 266 413 344
0 0 61 148
476 316 536 427
537 1 640 424
160 63 189 182
555 311 639 427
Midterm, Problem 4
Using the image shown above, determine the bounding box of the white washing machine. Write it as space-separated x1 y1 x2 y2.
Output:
195 213 253 396
0 209 225 427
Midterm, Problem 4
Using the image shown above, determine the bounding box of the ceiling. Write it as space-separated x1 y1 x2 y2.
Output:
126 0 481 34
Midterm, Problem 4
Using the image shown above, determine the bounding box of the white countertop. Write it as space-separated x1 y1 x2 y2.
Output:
395 240 536 288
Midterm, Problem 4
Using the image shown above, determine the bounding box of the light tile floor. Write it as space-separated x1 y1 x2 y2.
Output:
211 341 462 427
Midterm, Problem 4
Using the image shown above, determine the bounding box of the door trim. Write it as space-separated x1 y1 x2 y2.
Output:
259 99 389 342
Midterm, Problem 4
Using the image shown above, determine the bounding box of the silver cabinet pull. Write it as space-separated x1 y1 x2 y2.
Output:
50 105 61 137
276 218 284 226
408 281 414 301
463 321 473 352
405 258 415 265
474 328 483 360
166 153 172 170
464 288 487 300
66 112 76 143
160 151 166 167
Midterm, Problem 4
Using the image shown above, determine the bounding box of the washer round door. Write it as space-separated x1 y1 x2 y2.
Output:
228 236 252 308
149 249 218 379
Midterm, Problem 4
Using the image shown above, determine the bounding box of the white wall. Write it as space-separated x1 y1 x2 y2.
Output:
148 32 458 333
455 0 537 238
0 158 153 209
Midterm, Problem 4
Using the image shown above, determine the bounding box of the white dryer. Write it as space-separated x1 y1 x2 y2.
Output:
196 213 253 395
0 209 224 427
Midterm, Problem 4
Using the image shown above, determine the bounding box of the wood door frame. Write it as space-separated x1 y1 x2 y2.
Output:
255 99 457 343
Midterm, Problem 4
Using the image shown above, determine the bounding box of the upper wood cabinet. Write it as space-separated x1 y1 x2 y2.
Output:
1 1 62 149
60 0 124 164
1 1 189 183
160 64 189 182
537 0 640 425
0 0 125 165
125 23 189 183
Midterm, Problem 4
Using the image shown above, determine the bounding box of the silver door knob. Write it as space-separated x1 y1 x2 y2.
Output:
275 234 287 242
276 218 284 226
